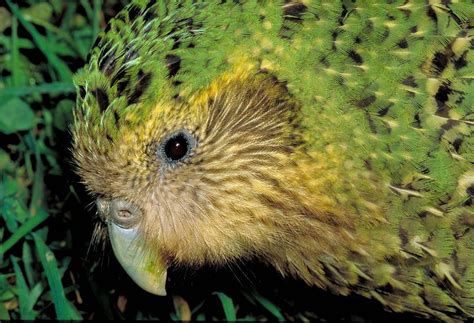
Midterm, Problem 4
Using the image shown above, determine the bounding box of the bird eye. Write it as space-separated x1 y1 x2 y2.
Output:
164 133 188 161
158 129 196 164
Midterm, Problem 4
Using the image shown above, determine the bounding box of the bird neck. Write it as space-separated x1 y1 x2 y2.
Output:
260 150 398 292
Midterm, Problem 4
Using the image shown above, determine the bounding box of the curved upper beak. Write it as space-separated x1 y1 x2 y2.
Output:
98 198 168 296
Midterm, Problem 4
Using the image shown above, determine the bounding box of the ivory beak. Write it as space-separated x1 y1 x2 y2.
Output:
107 222 167 296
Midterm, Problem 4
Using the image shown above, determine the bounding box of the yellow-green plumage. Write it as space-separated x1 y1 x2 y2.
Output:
73 0 474 320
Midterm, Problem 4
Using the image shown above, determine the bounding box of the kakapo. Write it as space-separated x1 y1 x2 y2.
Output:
72 0 474 320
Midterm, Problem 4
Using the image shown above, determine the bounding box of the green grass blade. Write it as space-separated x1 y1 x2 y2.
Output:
243 291 284 321
25 16 87 58
0 83 76 99
29 147 45 213
196 313 206 321
27 282 44 318
59 2 77 30
92 0 102 45
22 241 35 287
191 300 205 315
80 0 94 21
0 289 15 302
170 312 179 321
214 292 237 321
0 35 34 49
66 301 82 320
10 16 20 87
58 257 71 279
33 233 81 320
11 257 35 319
6 0 72 81
0 302 9 320
0 208 49 255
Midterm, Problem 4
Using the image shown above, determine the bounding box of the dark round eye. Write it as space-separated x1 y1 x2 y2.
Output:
157 129 196 165
164 134 188 161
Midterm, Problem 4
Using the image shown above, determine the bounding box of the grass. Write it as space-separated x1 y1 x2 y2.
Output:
0 1 427 321
0 0 103 319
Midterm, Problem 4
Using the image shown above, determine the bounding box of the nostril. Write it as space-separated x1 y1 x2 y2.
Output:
110 199 142 228
118 209 133 219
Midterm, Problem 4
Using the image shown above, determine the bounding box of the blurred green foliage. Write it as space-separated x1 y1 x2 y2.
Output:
0 0 113 319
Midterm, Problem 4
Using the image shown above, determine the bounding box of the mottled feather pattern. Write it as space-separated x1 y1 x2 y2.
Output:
73 0 474 320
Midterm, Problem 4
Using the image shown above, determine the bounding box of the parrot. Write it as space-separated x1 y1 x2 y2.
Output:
72 0 474 320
